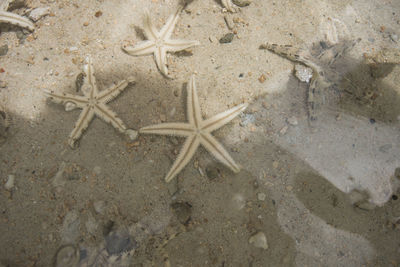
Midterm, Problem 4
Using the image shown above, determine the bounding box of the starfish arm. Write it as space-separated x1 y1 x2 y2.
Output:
122 40 156 56
221 0 237 12
83 57 99 96
200 132 240 173
154 47 169 77
68 107 95 148
94 103 127 133
187 75 203 128
159 6 183 40
165 135 200 182
44 90 88 109
0 11 34 31
164 39 200 52
139 123 194 137
143 12 159 40
97 80 129 104
202 103 248 132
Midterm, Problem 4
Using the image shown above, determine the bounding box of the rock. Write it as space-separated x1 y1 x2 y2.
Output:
390 34 398 42
0 81 7 88
93 200 106 214
0 45 8 56
395 167 400 179
61 210 80 243
85 213 98 236
4 174 14 190
257 193 266 201
287 116 298 126
171 201 192 225
232 0 252 7
219 33 235 44
294 64 313 83
105 230 136 255
29 7 50 22
55 245 79 267
249 232 268 249
206 166 220 180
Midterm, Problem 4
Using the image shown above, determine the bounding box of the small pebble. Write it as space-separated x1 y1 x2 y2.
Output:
294 64 313 83
249 232 268 250
219 33 235 44
126 129 138 140
206 166 219 180
258 74 266 83
287 116 298 126
257 193 266 201
83 21 89 27
286 185 293 192
4 174 15 190
390 34 398 42
29 7 50 22
95 11 103 17
279 125 288 135
93 200 106 214
0 81 7 88
93 166 101 175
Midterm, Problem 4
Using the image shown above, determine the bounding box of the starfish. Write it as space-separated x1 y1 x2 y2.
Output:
122 7 200 78
44 56 137 148
0 1 34 31
140 75 248 182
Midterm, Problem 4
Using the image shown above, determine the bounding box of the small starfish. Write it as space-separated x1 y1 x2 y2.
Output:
140 75 247 182
0 1 34 31
122 7 200 78
45 56 136 148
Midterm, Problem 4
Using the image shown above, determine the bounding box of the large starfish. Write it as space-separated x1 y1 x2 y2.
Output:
44 57 136 148
0 1 34 31
122 7 200 78
140 75 247 182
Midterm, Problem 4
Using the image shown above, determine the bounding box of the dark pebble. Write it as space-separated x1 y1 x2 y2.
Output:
205 166 220 180
0 45 8 56
105 230 137 255
219 33 235 44
171 201 192 225
395 167 400 179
